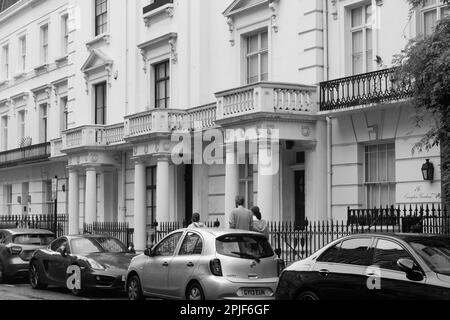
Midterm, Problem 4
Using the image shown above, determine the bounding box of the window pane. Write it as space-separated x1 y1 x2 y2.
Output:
179 233 203 255
247 34 258 54
260 32 268 50
339 238 374 266
441 6 450 18
374 239 411 271
351 7 363 28
261 52 269 81
247 55 258 83
365 5 373 25
352 31 363 74
366 29 373 72
424 10 437 36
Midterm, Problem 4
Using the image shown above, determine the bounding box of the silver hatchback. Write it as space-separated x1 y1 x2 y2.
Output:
125 228 283 300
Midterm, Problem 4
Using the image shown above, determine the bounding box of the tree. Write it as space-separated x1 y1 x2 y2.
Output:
394 0 450 210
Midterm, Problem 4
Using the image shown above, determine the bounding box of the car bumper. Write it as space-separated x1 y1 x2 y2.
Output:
81 269 126 291
200 276 278 300
3 257 30 279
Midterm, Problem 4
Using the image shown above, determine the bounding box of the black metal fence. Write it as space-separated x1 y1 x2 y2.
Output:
83 222 134 247
0 214 68 237
319 68 413 111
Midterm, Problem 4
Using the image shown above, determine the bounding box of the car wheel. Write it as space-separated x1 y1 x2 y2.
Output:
29 261 47 290
186 282 205 301
71 287 85 297
127 275 144 301
296 291 319 301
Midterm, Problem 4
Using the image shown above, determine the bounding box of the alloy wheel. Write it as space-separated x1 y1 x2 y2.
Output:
127 276 144 300
29 264 38 288
187 285 204 300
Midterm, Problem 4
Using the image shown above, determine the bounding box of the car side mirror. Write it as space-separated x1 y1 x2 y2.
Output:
397 258 423 281
127 242 136 254
58 245 68 257
144 248 153 257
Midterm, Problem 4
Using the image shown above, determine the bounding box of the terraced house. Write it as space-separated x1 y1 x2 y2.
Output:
0 0 446 251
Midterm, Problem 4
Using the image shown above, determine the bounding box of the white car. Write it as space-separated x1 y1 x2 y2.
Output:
125 228 284 300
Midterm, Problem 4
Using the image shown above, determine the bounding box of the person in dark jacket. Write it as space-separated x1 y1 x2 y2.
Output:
251 206 269 239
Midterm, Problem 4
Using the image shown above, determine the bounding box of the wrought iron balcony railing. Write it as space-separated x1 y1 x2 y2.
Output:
143 0 173 14
0 142 51 168
320 68 413 111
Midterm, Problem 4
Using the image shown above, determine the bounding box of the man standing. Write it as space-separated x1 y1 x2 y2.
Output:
229 196 253 231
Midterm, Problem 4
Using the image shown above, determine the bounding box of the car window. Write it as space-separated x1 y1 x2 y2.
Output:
408 238 450 276
50 238 68 252
373 239 412 271
179 232 203 255
0 232 7 244
12 234 55 246
154 232 183 257
318 238 373 266
70 238 102 254
216 234 274 260
93 237 128 253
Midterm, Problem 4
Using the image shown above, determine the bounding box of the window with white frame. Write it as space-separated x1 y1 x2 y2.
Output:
350 4 373 75
146 166 157 226
60 96 68 132
62 14 69 55
39 103 48 143
19 36 26 72
2 44 9 79
364 143 396 208
1 115 8 151
18 110 25 144
421 0 450 36
94 82 107 124
95 0 108 36
40 24 49 64
246 30 268 84
154 60 170 109
239 156 255 208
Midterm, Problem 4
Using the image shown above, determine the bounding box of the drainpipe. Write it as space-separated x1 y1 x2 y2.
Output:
323 0 332 220
125 0 129 116
120 152 127 223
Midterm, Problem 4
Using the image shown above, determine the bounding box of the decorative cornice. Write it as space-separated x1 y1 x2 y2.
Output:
226 17 235 46
331 0 338 20
34 63 49 75
85 34 110 51
168 37 178 63
143 3 175 28
269 0 279 33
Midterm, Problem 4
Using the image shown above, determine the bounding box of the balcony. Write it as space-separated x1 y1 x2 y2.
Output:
216 82 317 122
320 68 413 112
124 103 217 140
0 142 51 169
143 0 173 14
62 124 125 152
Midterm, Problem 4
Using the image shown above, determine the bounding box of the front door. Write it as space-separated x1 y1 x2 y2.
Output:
185 165 193 226
294 170 306 228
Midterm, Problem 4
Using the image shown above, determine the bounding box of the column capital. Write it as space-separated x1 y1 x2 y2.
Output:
155 153 171 162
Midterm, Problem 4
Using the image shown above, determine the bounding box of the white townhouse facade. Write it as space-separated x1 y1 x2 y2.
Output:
0 0 446 250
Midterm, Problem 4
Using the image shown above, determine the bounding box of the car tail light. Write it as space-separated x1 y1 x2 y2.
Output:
8 245 23 255
277 259 286 276
209 259 223 277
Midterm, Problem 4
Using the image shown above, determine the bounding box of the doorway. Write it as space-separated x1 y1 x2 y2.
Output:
184 164 193 226
294 170 306 228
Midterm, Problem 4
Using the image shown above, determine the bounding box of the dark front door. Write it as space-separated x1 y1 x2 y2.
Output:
185 165 193 226
294 170 306 228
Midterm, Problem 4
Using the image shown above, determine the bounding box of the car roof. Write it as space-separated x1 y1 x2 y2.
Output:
0 229 55 235
340 232 450 242
179 228 264 238
63 234 121 241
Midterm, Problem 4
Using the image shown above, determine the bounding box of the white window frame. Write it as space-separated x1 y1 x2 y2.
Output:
245 29 269 84
17 110 26 145
364 142 396 208
239 154 255 208
349 3 374 75
40 24 49 64
2 44 9 79
19 36 26 72
4 184 13 215
94 0 109 36
1 115 8 151
420 0 450 36
60 96 68 133
61 14 69 55
39 103 48 143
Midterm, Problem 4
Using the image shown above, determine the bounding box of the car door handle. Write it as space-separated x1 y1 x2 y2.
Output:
318 269 330 277
187 262 194 267
162 262 169 267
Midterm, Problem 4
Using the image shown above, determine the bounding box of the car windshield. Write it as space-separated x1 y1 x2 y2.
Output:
12 234 55 245
408 238 450 276
216 234 274 260
70 237 127 255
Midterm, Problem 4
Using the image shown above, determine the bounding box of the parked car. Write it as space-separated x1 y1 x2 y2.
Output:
126 228 284 300
0 229 55 283
29 234 137 296
275 233 450 300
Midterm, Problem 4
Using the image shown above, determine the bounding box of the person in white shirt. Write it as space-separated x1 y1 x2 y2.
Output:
188 212 205 228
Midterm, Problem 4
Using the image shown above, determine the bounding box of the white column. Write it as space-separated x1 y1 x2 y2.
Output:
85 167 97 224
134 160 147 251
315 120 328 220
258 143 275 221
156 156 170 223
68 169 79 235
225 144 240 225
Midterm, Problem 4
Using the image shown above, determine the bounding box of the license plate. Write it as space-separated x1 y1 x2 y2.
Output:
242 289 265 296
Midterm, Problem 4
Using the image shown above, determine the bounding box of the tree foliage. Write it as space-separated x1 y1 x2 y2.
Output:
394 0 450 206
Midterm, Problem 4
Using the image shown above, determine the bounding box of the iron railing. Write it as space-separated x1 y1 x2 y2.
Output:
0 214 68 237
143 0 173 14
320 68 413 111
0 142 51 168
83 222 134 247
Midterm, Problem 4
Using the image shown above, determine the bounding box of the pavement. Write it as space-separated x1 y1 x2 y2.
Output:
0 282 127 300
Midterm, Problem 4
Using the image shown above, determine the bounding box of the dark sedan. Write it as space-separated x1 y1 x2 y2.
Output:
0 229 55 283
29 235 137 296
276 233 450 300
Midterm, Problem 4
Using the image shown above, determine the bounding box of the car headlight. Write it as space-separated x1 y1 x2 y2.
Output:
86 258 105 270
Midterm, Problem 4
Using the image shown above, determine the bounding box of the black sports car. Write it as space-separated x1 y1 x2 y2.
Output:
276 233 450 300
29 234 137 296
